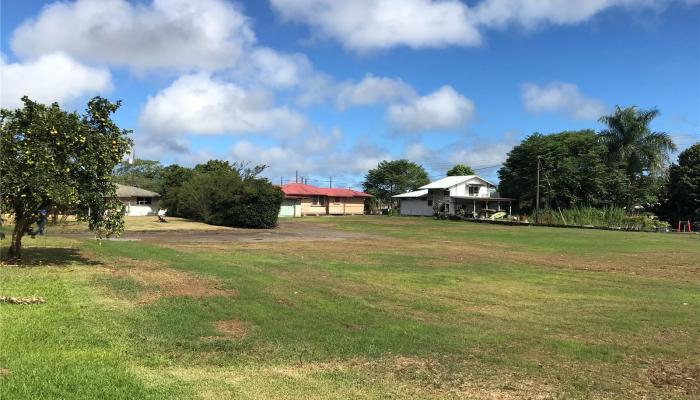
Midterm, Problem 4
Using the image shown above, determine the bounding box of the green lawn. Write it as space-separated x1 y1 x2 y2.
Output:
1 217 698 399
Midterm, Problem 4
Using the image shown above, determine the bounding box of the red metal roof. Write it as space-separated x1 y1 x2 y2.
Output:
281 183 372 198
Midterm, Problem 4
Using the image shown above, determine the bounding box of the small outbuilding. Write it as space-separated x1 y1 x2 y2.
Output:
116 184 161 216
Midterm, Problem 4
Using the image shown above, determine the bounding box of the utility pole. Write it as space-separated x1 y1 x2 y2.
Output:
329 176 333 188
280 177 283 186
295 171 298 183
535 156 541 224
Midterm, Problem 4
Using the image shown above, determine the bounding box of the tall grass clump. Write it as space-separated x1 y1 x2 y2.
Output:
537 206 667 230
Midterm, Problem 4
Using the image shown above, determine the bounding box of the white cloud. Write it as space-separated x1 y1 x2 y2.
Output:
333 138 391 174
1 52 111 109
404 143 434 161
336 74 416 109
228 132 389 179
296 73 419 110
303 127 343 152
229 47 313 89
402 136 515 177
449 142 513 167
297 72 417 111
230 140 316 175
271 0 691 51
388 85 475 132
139 73 306 136
473 0 664 29
11 0 255 71
521 82 606 120
270 0 481 51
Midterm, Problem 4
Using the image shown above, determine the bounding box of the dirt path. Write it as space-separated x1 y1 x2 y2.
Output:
54 220 367 243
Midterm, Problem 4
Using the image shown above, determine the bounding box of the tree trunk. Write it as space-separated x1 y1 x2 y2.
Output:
7 219 28 260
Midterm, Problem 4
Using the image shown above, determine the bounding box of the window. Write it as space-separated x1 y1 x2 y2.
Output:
427 199 433 206
312 196 325 206
468 186 480 196
334 197 341 204
136 197 152 205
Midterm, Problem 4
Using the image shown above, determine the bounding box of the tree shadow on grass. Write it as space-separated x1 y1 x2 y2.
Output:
0 246 100 267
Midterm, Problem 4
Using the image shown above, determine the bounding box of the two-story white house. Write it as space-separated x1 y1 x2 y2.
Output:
393 175 514 218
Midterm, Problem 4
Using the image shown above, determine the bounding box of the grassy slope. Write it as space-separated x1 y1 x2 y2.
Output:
1 217 698 399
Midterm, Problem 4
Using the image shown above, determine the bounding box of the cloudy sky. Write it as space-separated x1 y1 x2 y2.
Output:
2 0 699 188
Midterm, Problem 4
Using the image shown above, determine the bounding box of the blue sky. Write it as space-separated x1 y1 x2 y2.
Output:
2 0 699 188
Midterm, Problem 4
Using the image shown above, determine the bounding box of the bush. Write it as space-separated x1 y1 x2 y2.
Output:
227 179 284 228
171 161 283 229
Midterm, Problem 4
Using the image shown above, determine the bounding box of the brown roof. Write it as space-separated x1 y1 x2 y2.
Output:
116 184 160 198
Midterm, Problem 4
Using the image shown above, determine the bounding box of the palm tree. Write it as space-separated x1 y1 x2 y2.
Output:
598 106 676 178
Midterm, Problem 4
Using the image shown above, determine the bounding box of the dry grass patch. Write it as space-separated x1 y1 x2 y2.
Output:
648 360 700 396
101 256 236 304
123 216 235 232
213 319 252 339
161 356 560 400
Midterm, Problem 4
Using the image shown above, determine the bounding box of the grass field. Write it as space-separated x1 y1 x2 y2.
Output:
1 217 698 399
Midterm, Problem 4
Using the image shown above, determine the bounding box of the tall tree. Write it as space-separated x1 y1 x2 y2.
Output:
1 96 131 259
446 164 475 176
363 160 429 210
159 164 194 217
113 159 163 192
498 131 617 213
598 106 676 177
657 143 700 223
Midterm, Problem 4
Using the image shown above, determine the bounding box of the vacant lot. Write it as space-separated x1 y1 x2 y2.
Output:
1 217 698 399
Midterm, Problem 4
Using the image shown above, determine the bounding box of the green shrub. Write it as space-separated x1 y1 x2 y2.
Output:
227 179 284 228
173 161 283 229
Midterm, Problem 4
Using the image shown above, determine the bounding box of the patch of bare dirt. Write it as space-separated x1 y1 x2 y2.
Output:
103 256 236 304
0 368 10 376
213 319 251 339
648 360 700 395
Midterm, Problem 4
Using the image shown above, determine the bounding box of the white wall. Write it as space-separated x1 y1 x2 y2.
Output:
453 178 490 198
400 199 433 216
125 204 159 216
120 197 160 216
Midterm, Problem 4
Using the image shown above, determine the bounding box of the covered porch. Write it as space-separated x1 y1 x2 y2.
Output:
450 196 514 219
